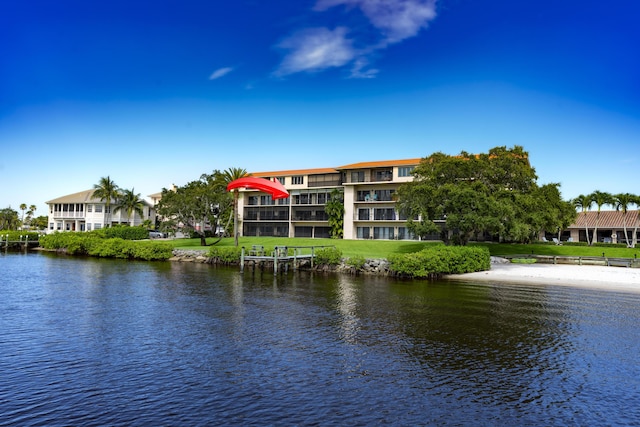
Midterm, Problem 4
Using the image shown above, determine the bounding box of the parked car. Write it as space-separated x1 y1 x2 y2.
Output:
148 230 164 239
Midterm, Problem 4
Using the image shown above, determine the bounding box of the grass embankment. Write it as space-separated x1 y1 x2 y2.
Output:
170 237 640 260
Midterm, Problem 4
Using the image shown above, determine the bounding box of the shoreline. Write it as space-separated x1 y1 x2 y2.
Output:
445 263 640 294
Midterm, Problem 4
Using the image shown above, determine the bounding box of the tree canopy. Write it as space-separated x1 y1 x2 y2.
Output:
156 171 231 246
396 145 575 245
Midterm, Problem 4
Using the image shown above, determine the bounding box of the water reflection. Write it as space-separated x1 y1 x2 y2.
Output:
1 253 639 426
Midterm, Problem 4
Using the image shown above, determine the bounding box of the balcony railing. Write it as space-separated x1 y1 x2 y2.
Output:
52 212 86 219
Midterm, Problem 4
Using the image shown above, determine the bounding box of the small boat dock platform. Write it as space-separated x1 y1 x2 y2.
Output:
240 245 333 274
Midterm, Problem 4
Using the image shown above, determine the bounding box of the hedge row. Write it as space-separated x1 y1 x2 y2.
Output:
0 231 41 241
388 245 490 278
39 233 172 260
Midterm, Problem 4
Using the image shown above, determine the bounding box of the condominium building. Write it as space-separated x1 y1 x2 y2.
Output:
46 189 156 233
239 158 431 240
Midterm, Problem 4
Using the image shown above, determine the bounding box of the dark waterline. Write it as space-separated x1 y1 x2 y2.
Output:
1 252 639 426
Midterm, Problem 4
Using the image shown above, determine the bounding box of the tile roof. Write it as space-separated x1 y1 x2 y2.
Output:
335 158 422 170
570 210 640 228
250 167 339 177
250 158 423 176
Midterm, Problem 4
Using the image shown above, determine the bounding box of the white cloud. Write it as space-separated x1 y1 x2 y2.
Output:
315 0 437 43
274 27 356 77
274 0 438 78
209 67 234 80
349 58 379 79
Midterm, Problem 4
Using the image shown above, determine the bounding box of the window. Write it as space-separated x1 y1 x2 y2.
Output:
308 173 341 187
276 177 285 185
374 227 394 240
351 171 365 183
94 223 102 230
56 222 62 230
357 190 371 202
260 195 274 205
292 176 304 185
358 209 370 220
372 168 392 182
87 205 93 213
374 189 395 201
374 208 396 220
357 227 370 239
248 196 259 206
87 223 92 231
49 223 54 230
398 166 414 177
95 205 103 213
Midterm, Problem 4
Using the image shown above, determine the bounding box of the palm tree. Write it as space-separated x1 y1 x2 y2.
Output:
613 193 636 247
589 190 613 245
92 176 120 228
19 203 27 229
25 205 36 229
113 188 145 226
573 194 593 245
630 194 640 248
222 167 249 247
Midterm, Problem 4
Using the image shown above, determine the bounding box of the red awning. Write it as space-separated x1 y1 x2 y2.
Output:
226 177 289 199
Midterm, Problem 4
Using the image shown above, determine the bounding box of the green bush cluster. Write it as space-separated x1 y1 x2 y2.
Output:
39 232 172 260
388 245 490 278
92 225 149 240
562 241 589 246
315 247 343 265
591 242 628 248
208 246 242 263
345 255 366 269
0 231 41 241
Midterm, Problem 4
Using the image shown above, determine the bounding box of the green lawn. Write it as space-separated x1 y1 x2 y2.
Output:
169 237 640 260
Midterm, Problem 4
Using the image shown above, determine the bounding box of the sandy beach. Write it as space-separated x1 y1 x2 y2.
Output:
445 262 640 293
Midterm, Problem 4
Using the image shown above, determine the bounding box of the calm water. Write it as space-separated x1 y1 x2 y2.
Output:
1 252 639 426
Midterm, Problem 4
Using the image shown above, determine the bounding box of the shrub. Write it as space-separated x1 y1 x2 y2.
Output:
345 255 366 269
388 245 490 278
315 247 343 265
563 241 588 246
40 232 172 260
92 225 149 240
208 246 242 263
0 231 41 242
131 242 173 260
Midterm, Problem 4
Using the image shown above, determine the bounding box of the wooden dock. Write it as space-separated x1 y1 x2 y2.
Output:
0 235 40 251
240 245 332 274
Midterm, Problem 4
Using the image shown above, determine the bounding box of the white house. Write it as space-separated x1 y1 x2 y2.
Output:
46 189 157 233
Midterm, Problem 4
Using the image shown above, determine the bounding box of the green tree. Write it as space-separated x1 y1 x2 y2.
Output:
222 167 249 247
92 176 120 227
325 188 344 239
31 215 49 231
534 184 577 242
156 171 230 246
613 192 637 247
573 194 593 245
589 190 613 244
113 188 145 226
396 146 543 245
0 207 20 230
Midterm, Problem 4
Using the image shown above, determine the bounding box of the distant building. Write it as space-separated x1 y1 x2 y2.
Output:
238 158 440 240
45 189 156 233
567 210 640 245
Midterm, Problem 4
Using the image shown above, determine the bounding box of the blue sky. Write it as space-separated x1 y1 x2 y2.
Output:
2 0 639 216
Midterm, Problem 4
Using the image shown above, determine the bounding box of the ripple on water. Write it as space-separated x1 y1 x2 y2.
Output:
1 254 640 426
